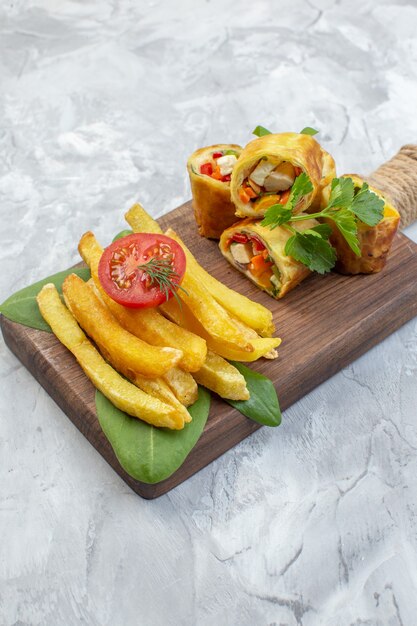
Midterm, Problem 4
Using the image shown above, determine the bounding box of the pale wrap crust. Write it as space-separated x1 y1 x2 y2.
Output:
230 132 336 218
187 143 242 239
219 216 319 299
321 174 400 274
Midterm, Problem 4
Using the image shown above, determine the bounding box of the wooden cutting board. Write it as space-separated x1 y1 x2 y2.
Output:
2 200 417 499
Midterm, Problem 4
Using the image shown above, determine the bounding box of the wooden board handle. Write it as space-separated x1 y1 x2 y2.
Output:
366 144 417 228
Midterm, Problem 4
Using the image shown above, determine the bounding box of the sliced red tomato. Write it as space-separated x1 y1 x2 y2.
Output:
232 233 249 244
98 233 186 309
212 151 223 159
250 236 266 253
200 162 213 176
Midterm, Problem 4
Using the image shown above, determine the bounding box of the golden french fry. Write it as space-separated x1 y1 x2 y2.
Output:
82 288 192 420
228 313 279 359
133 374 191 423
161 298 280 362
36 284 184 429
193 351 249 401
124 207 259 351
165 228 275 337
162 367 198 407
63 274 183 379
125 203 163 234
178 270 254 352
78 231 207 372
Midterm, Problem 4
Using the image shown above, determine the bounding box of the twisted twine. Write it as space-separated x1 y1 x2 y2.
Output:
366 144 417 229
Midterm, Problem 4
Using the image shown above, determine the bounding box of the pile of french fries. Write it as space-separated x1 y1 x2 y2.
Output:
36 205 281 430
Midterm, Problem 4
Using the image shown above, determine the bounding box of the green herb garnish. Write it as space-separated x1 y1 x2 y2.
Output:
261 173 313 229
284 231 336 274
137 256 188 306
350 181 386 226
252 125 319 137
261 175 385 273
252 125 272 137
300 127 319 136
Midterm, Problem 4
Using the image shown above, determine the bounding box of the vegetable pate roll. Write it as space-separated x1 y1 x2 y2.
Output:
187 144 242 239
322 174 400 274
219 216 319 299
230 132 335 218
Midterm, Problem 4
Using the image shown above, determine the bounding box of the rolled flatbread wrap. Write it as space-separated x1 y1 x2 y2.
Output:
230 132 335 218
187 144 242 239
219 216 319 299
322 174 400 274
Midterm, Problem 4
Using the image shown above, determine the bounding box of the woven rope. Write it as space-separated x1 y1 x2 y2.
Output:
366 144 417 229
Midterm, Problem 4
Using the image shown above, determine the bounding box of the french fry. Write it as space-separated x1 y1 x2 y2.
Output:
133 374 191 423
36 284 184 429
228 314 279 359
193 351 249 401
165 228 275 337
178 270 254 352
125 203 163 234
63 274 183 379
87 278 244 402
78 231 207 372
161 298 280 362
85 278 196 413
162 367 198 407
125 204 274 352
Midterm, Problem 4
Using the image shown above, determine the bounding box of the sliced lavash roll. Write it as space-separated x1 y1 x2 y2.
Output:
321 174 400 274
187 144 242 239
230 132 335 218
219 216 319 299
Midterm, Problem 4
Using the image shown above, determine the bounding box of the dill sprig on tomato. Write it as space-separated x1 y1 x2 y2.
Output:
137 256 188 307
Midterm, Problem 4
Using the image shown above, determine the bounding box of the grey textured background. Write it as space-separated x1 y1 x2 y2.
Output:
1 1 417 625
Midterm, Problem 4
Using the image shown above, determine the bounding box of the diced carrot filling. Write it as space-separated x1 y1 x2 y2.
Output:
249 253 273 277
245 187 258 199
211 166 223 180
228 233 278 292
239 188 251 203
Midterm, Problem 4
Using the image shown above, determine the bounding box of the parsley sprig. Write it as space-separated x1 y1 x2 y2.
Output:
261 173 313 228
137 256 188 306
260 176 385 274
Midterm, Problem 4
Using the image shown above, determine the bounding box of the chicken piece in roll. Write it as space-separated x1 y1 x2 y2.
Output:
322 175 400 274
219 217 319 299
187 144 242 239
230 132 335 218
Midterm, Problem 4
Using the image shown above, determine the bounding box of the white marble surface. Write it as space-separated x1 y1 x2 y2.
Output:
1 1 417 624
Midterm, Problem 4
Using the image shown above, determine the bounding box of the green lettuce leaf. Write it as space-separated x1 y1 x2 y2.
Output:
95 386 211 484
112 229 133 242
0 267 91 332
226 361 281 426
